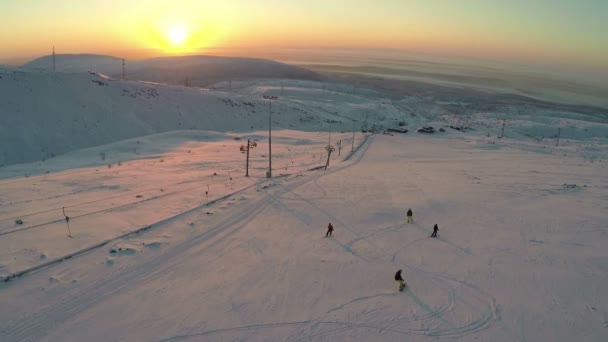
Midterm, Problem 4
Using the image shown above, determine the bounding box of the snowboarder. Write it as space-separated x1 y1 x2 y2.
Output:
431 224 439 237
395 269 406 291
406 208 413 223
326 222 334 237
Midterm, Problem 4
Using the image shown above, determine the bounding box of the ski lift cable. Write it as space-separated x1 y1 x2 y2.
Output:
0 175 241 237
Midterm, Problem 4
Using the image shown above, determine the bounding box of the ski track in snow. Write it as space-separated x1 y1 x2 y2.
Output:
2 184 281 340
1 113 604 341
152 135 499 341
0 134 376 341
1 69 606 341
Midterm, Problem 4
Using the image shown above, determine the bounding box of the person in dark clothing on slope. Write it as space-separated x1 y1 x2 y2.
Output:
431 224 439 237
395 269 406 290
406 208 413 223
326 223 334 237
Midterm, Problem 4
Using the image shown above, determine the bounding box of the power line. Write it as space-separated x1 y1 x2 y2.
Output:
1 141 285 212
1 129 369 237
0 152 247 215
0 175 240 236
0 178 202 222
0 134 372 240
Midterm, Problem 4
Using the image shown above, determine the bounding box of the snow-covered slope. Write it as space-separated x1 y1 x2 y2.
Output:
0 64 607 341
3 68 608 169
0 132 606 341
23 54 123 74
0 70 405 167
23 54 321 87
0 129 360 274
0 70 262 165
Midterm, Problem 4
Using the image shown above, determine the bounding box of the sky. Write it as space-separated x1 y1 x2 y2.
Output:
0 0 606 73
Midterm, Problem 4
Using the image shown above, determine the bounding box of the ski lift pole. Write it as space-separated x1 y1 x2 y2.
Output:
246 139 250 177
325 144 335 170
352 120 355 152
62 207 73 238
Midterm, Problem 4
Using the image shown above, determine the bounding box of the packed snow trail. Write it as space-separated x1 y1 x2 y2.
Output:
1 177 318 340
1 134 607 341
0 134 373 341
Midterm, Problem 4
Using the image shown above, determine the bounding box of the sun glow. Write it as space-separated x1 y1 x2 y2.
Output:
167 24 188 46
132 20 199 55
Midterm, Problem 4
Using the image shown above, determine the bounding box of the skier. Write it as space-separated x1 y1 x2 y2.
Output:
406 208 413 223
431 224 439 237
394 269 406 291
326 222 334 237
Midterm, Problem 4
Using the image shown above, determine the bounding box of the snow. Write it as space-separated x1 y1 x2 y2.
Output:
0 69 377 167
23 54 320 87
0 129 359 275
0 67 607 341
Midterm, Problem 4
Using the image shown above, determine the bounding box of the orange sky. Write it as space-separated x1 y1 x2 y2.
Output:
1 0 606 73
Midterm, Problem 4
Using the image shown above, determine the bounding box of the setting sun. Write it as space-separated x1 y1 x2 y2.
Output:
167 24 188 46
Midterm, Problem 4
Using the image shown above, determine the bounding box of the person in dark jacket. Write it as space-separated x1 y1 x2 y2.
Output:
406 208 413 223
431 224 439 237
326 222 334 237
395 269 405 290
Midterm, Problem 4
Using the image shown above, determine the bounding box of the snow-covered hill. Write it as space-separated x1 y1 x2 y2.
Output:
0 69 407 167
0 62 607 341
23 54 321 87
3 67 608 168
0 70 261 165
0 132 606 341
23 54 123 74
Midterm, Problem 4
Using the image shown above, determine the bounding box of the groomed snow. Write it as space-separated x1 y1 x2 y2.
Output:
0 131 606 341
0 129 360 275
0 69 607 341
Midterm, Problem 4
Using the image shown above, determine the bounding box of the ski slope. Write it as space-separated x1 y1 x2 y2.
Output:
1 65 608 341
0 129 360 276
0 131 606 341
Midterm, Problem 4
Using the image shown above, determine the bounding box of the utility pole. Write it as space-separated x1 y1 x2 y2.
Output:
352 120 356 152
263 95 278 178
62 207 72 238
338 140 342 156
556 127 561 147
324 121 335 170
245 139 251 177
52 46 56 72
325 144 335 170
500 120 506 138
122 58 125 80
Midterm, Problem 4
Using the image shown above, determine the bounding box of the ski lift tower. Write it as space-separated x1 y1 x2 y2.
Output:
263 95 278 178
